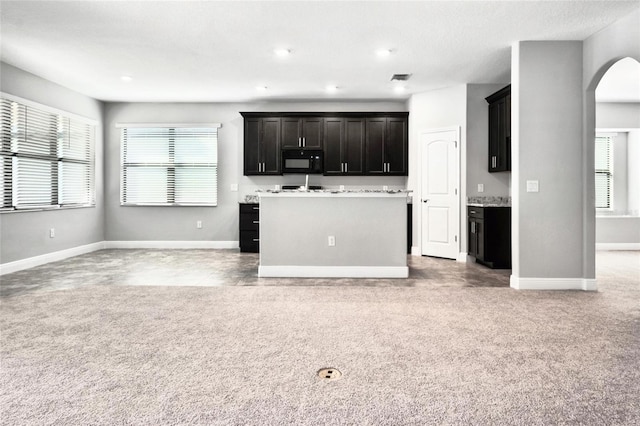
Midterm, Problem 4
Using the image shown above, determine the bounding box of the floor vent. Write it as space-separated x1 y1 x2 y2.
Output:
317 368 342 381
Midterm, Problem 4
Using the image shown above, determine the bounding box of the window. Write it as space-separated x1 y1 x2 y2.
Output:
595 134 613 209
0 96 95 211
119 124 220 206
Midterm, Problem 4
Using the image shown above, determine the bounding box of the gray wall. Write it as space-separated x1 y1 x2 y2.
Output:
629 130 640 216
260 195 406 267
466 84 511 197
596 102 640 129
104 101 407 242
0 63 104 264
512 41 584 279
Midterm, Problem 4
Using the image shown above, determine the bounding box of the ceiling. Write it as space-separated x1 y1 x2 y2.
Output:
1 1 639 103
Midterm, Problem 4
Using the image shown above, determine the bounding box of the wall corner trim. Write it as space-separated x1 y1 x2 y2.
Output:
104 241 239 249
510 275 598 291
0 241 106 275
258 265 409 278
596 243 640 251
457 252 468 263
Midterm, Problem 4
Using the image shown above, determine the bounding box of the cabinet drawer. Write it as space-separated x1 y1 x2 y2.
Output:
240 214 260 231
240 203 260 214
240 231 260 251
468 206 484 219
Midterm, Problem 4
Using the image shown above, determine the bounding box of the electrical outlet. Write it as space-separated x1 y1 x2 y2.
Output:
49 228 55 238
478 183 484 193
275 184 281 191
328 236 336 247
526 180 539 193
383 185 389 191
196 220 202 229
339 185 345 191
230 184 238 192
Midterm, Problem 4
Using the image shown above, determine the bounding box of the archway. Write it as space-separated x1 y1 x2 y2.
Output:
586 56 640 287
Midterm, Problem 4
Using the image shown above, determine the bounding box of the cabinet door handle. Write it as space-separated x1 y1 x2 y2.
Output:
470 210 476 214
252 207 260 210
252 238 259 242
345 163 348 173
252 220 259 224
471 222 475 233
491 156 496 168
303 137 306 147
341 163 344 173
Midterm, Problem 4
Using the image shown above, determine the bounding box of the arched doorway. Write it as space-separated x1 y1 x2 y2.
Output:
586 56 640 288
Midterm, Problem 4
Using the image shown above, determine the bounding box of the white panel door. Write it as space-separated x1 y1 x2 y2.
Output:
421 129 460 259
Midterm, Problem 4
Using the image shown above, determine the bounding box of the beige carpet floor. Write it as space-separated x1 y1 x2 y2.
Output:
1 252 639 425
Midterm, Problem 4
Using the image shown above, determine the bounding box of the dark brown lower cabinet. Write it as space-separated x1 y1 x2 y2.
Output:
239 203 260 252
468 206 511 269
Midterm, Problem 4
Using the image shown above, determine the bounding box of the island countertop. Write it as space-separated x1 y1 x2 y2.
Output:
257 189 411 199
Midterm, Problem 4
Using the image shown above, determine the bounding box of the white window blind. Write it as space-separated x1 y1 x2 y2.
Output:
120 126 219 206
0 97 95 211
595 135 613 209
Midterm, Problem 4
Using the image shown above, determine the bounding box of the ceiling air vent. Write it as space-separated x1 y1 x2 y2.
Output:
390 74 412 81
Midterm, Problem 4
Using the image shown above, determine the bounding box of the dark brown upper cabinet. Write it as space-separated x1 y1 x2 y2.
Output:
281 117 323 149
486 85 511 172
241 112 408 176
365 116 408 175
323 117 365 175
242 115 281 175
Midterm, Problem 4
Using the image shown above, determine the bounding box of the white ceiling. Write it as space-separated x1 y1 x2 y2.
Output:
1 0 639 103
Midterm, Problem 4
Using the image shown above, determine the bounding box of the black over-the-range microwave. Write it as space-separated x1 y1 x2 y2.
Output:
281 149 323 174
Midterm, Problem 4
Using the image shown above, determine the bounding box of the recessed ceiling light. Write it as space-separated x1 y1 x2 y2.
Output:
274 48 291 57
376 48 393 57
325 85 339 93
120 75 133 82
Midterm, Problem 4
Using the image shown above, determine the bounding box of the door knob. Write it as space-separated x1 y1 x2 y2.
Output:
422 199 429 203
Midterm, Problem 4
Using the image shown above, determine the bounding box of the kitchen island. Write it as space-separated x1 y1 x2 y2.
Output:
258 190 410 278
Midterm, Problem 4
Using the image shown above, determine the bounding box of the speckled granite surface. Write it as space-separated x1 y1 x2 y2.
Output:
467 196 511 207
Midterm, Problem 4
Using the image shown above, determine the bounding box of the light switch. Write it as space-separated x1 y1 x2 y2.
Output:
477 184 484 193
526 180 539 193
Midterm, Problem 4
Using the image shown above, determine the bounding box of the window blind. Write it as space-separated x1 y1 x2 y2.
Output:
121 126 218 206
595 135 612 209
0 97 95 211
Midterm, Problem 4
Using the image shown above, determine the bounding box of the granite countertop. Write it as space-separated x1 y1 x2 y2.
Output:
467 196 511 207
256 189 412 194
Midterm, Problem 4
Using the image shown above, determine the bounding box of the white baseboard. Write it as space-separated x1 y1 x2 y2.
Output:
596 243 640 251
510 275 597 291
258 265 409 278
457 252 468 263
0 241 106 275
104 240 239 249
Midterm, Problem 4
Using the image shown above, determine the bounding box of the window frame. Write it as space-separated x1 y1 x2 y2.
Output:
117 123 221 207
0 93 97 213
594 133 614 211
